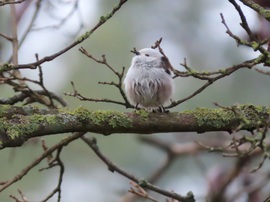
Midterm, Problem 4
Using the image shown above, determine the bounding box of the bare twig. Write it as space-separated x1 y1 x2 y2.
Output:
128 181 159 202
0 0 26 6
67 47 132 108
81 136 195 202
228 0 255 40
75 37 264 110
34 53 56 107
264 195 270 202
207 156 250 202
239 0 270 21
32 0 84 38
0 0 129 71
0 90 67 106
0 132 85 193
39 147 65 202
152 38 174 72
221 10 269 58
10 3 26 88
41 139 53 163
0 32 12 41
18 0 42 49
9 189 29 202
254 67 270 76
167 58 261 109
65 81 128 107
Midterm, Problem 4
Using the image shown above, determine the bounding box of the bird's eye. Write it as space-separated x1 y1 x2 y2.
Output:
145 54 149 57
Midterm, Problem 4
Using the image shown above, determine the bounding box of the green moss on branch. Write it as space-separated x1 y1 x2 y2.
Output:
0 104 269 148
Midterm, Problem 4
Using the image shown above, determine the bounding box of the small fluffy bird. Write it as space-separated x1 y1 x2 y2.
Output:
124 48 174 112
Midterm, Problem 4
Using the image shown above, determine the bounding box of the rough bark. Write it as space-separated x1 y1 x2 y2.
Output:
0 104 269 148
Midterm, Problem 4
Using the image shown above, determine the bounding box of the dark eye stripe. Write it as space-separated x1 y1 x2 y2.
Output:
165 68 171 75
145 54 149 57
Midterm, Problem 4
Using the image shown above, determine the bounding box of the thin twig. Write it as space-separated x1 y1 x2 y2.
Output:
33 0 84 38
18 0 42 48
228 0 255 40
0 132 84 193
81 136 195 202
167 58 262 109
40 147 65 202
128 181 159 202
0 0 26 6
65 81 127 107
68 48 132 108
0 90 67 106
1 0 129 71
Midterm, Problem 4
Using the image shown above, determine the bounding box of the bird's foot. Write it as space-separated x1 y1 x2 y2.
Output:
135 103 141 110
152 106 169 113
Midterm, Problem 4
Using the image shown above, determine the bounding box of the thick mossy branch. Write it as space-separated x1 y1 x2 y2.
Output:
0 104 269 148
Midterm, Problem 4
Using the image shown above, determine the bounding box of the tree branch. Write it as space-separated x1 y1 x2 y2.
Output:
239 0 270 21
0 104 269 148
0 0 26 6
0 132 84 193
81 136 195 202
0 0 128 72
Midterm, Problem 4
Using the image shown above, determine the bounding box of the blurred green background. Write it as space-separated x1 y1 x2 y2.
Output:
0 0 269 201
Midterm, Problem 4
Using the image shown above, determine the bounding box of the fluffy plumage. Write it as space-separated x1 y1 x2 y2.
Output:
124 48 174 110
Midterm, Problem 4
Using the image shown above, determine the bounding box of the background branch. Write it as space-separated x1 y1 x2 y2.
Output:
81 136 195 202
0 0 129 71
0 132 85 193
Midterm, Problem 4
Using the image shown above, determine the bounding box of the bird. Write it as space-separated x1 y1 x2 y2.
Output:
124 48 174 112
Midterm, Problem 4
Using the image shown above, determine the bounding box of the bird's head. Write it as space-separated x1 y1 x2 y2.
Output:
134 48 164 63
